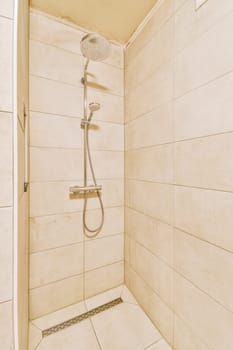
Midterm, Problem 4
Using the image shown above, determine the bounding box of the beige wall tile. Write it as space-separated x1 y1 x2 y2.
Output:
30 147 83 182
174 228 233 313
85 261 124 298
30 207 123 252
126 0 174 65
174 0 187 12
126 62 173 121
175 0 198 54
87 89 124 124
30 39 123 96
174 273 233 350
126 180 173 225
0 301 13 349
0 208 12 302
175 133 233 191
30 113 124 151
126 144 173 184
29 10 125 315
85 285 123 311
30 243 83 288
30 75 82 117
174 71 233 141
175 0 233 54
126 265 150 312
126 267 173 345
175 186 233 252
30 76 124 123
30 39 83 86
30 179 124 217
88 122 124 151
30 212 83 252
130 241 173 308
125 0 233 349
197 0 233 37
125 102 173 150
0 0 13 18
85 234 124 271
30 112 82 149
30 10 123 69
30 11 83 55
125 208 173 266
174 315 210 350
30 147 123 182
0 113 12 207
84 206 124 240
86 60 124 97
0 17 13 112
30 274 84 319
175 11 233 97
124 235 130 265
126 17 174 94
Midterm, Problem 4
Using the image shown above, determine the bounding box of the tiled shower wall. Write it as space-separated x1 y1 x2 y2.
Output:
29 10 124 319
125 0 233 349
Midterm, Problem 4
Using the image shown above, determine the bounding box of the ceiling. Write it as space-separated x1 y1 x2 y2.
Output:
30 0 158 44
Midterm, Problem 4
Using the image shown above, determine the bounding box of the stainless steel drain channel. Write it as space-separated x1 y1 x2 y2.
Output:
42 297 123 337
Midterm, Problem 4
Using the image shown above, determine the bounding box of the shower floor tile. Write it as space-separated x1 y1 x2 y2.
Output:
36 319 100 350
30 285 172 350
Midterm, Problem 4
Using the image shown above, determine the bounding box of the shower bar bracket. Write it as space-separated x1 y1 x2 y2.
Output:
69 185 102 194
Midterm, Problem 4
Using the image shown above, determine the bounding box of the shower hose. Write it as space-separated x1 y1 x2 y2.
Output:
82 62 104 238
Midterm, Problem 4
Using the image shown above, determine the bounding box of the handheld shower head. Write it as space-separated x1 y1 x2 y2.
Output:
80 33 111 62
88 102 101 122
89 102 101 112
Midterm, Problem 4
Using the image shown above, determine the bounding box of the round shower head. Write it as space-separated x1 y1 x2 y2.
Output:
80 33 111 62
89 102 101 112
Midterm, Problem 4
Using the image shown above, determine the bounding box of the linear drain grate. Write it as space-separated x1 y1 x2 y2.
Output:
42 297 123 337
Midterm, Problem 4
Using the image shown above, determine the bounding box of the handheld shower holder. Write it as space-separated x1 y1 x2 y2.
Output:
81 119 90 127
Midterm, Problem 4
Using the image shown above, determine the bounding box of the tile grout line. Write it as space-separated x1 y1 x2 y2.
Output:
144 337 162 350
30 205 123 219
30 38 123 71
30 73 124 99
30 109 124 125
30 145 124 153
30 261 124 291
125 208 233 258
126 177 233 195
89 317 103 350
125 128 233 151
30 176 124 184
174 312 212 350
129 253 233 317
30 232 124 255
